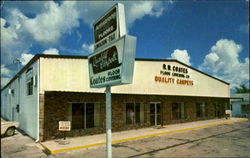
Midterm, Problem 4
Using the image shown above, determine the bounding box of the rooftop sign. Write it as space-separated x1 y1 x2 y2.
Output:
93 3 126 50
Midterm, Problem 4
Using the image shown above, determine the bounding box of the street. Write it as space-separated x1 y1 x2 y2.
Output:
1 120 250 158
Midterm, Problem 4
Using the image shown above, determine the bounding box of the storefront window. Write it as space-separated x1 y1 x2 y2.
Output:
27 77 33 95
196 103 206 118
172 103 185 120
72 103 100 129
126 103 143 124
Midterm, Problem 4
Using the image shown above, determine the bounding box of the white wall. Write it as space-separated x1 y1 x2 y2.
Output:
40 57 230 98
1 61 39 140
1 88 9 120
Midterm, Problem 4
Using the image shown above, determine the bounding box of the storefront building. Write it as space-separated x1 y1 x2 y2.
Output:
1 54 230 142
230 93 250 117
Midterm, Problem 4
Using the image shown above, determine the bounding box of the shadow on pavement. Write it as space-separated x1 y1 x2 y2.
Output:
113 144 141 152
127 126 249 158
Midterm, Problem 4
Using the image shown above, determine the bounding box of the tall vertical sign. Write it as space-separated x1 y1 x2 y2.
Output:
93 3 127 50
88 3 136 158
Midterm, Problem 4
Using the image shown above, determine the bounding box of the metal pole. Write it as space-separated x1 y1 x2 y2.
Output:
106 86 112 158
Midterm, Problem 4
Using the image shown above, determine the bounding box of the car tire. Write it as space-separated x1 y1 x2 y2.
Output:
5 127 15 136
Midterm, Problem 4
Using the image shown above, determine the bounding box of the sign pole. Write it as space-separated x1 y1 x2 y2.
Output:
106 86 112 158
89 3 135 158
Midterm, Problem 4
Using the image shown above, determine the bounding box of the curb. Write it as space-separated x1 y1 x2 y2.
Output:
40 118 248 154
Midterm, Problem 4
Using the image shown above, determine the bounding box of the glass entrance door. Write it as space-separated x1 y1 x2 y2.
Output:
214 103 220 118
150 103 161 126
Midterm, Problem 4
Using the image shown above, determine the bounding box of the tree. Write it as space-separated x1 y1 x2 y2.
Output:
234 84 250 93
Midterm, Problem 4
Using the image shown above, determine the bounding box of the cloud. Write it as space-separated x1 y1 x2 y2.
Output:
2 1 47 15
23 1 80 44
19 48 60 66
82 43 94 54
170 49 191 66
1 65 12 77
20 53 34 66
125 1 164 28
76 1 166 29
42 48 59 55
199 39 249 88
1 1 168 65
3 1 79 46
0 1 170 87
1 65 15 88
1 17 31 65
76 30 82 42
1 1 79 77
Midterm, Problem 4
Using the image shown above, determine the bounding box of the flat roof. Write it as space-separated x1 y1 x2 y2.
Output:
1 54 230 91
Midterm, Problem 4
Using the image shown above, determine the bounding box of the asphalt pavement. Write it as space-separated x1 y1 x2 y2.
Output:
1 119 47 158
51 120 250 158
1 118 250 158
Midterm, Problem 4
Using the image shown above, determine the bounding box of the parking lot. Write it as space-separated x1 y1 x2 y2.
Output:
51 120 250 158
1 127 47 158
1 119 250 158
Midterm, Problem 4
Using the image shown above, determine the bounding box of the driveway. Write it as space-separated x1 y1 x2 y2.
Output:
1 119 47 158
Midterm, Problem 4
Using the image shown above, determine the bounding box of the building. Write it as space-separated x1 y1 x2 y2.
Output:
230 93 250 117
1 54 230 142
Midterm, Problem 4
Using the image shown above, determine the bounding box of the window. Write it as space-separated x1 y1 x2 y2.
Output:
172 103 185 120
196 103 206 118
72 103 101 129
27 77 33 95
126 103 144 124
241 104 250 114
26 68 33 95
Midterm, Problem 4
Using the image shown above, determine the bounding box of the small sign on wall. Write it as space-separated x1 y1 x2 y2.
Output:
59 121 71 131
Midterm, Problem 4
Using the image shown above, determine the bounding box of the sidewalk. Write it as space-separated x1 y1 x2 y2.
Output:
39 117 248 155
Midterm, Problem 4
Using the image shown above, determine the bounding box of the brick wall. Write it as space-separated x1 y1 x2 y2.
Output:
39 91 229 141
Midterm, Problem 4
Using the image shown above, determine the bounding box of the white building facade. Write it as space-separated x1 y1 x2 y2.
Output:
1 54 230 141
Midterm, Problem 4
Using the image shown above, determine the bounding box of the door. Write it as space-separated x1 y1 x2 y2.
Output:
150 103 161 126
214 103 221 118
86 103 94 128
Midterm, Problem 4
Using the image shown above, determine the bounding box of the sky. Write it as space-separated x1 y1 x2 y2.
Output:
1 0 249 92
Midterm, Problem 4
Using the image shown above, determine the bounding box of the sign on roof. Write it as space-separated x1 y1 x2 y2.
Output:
93 3 126 50
88 35 136 88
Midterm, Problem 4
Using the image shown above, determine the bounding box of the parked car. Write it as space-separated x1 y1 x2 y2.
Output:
1 121 19 136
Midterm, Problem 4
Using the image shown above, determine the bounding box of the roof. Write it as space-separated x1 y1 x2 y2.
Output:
1 54 230 91
231 93 250 102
